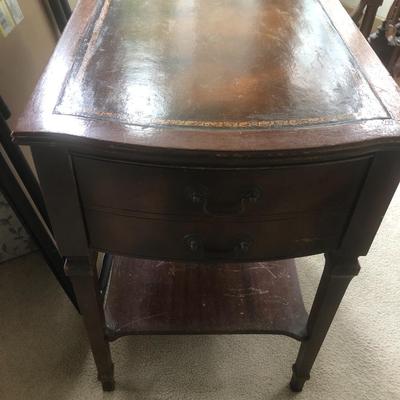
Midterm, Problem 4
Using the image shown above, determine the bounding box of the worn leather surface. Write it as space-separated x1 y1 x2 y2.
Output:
14 0 400 155
56 0 387 129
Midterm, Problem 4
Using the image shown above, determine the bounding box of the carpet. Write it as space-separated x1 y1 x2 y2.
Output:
0 188 399 400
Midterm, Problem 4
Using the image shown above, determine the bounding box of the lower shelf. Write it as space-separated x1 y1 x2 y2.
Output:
103 256 309 341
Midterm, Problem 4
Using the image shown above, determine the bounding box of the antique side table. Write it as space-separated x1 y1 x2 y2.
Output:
14 0 400 393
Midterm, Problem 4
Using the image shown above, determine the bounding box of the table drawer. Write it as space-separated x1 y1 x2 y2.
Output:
73 156 370 219
84 209 348 261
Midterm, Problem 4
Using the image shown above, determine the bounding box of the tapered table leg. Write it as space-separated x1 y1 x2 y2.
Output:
65 254 115 391
351 0 383 38
360 2 381 37
351 0 368 25
290 253 361 392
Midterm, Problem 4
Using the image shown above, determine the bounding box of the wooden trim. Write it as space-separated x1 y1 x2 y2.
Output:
31 146 88 256
0 144 78 310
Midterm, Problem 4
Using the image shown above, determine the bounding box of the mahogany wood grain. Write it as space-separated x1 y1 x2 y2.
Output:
13 0 400 394
84 209 346 262
73 155 371 218
104 256 308 341
31 146 88 256
339 151 400 254
290 252 361 391
65 255 114 391
13 0 400 157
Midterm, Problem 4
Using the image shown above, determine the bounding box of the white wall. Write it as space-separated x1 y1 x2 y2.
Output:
0 0 57 261
341 0 393 19
0 0 57 129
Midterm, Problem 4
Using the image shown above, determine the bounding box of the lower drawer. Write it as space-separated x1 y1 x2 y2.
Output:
84 209 347 261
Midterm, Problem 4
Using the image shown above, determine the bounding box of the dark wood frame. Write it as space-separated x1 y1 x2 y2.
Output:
0 97 51 229
0 98 78 310
352 0 384 37
14 0 400 393
28 142 400 392
45 0 72 33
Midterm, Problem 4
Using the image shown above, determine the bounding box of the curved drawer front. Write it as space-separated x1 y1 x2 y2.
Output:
73 155 371 219
84 209 350 261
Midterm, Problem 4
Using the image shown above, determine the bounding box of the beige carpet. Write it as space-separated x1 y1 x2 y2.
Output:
1 188 399 400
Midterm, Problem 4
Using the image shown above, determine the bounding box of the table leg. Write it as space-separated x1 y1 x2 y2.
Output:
351 0 368 25
65 254 115 391
290 252 361 392
351 0 383 38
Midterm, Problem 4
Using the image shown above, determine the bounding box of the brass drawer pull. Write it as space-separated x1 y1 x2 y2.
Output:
185 186 262 216
184 234 252 258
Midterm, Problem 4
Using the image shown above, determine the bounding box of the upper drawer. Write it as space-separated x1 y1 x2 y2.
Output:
73 155 371 219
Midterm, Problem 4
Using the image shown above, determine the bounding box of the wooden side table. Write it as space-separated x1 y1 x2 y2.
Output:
14 0 400 393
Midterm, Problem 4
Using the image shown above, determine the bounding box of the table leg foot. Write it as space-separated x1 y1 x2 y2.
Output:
65 255 115 392
289 253 360 392
101 379 115 391
98 363 115 391
289 364 310 392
